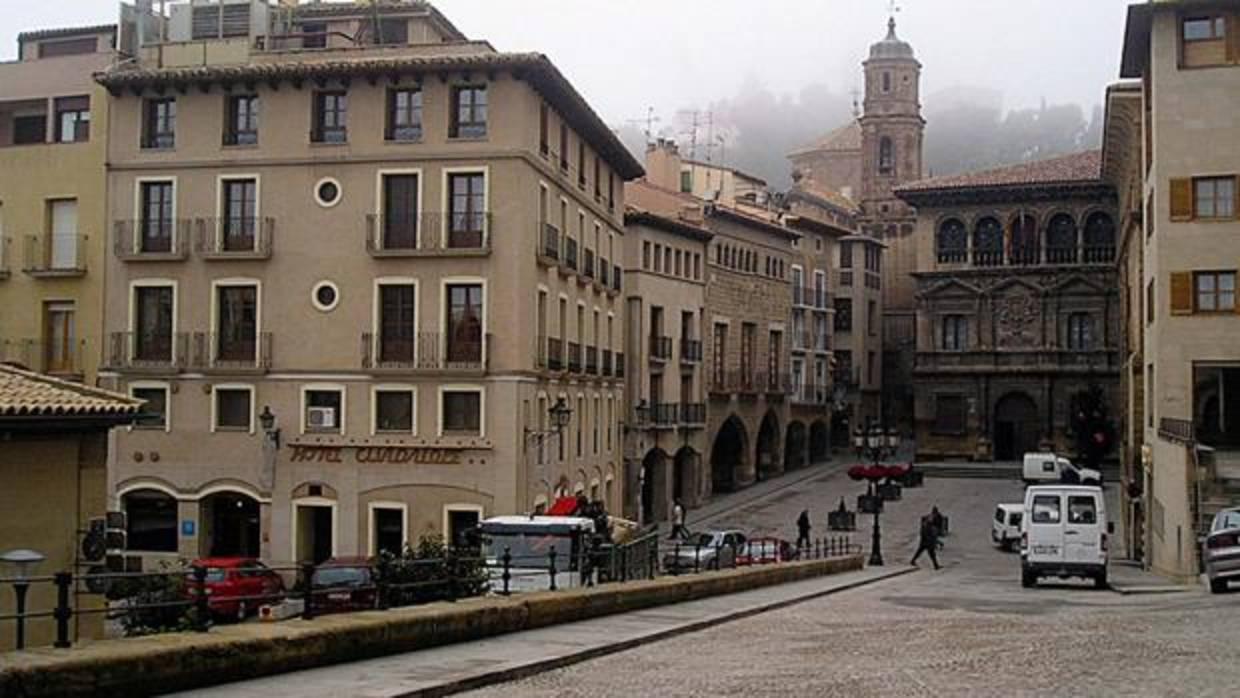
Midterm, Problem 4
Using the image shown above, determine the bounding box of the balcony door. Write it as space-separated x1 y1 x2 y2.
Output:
382 174 419 250
379 284 416 363
222 179 257 251
140 182 173 253
49 199 78 269
217 285 257 362
446 284 483 364
134 286 174 362
447 173 485 248
44 302 75 374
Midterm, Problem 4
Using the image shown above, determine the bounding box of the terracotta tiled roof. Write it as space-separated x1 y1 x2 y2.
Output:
896 150 1103 194
17 24 116 45
789 121 862 157
788 184 860 215
0 364 142 418
95 51 644 180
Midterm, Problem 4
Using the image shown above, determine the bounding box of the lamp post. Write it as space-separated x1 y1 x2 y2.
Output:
627 400 652 526
525 398 574 509
853 422 901 567
258 406 281 493
2 549 45 650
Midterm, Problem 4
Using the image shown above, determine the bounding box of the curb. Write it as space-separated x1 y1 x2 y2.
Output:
1109 584 1197 596
398 565 915 698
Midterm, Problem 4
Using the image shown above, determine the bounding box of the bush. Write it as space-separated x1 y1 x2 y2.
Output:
374 535 489 607
107 560 200 637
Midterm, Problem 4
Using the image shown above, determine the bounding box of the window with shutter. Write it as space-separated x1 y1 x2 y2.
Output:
1170 178 1194 221
1170 271 1194 315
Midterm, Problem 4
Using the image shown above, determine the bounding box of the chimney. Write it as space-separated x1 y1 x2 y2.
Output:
644 138 683 192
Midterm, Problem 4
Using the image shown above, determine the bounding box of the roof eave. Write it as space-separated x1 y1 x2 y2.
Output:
1120 4 1153 78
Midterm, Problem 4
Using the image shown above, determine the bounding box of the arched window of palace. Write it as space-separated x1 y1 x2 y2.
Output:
972 217 1003 266
1010 214 1039 265
1083 212 1116 263
936 218 967 263
1046 213 1078 264
878 137 894 176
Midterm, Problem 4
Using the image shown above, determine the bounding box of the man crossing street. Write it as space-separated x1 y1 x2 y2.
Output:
910 513 942 570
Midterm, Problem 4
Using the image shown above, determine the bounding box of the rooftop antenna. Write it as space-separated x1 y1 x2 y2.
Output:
626 107 661 146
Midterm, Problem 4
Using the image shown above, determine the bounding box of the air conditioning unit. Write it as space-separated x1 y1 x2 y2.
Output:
308 406 337 430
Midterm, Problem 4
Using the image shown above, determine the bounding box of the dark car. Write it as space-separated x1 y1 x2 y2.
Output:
187 557 286 621
310 557 378 613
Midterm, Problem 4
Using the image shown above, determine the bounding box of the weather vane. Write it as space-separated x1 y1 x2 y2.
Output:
888 0 902 18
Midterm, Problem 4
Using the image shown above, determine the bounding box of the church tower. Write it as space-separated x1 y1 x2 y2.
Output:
859 15 924 428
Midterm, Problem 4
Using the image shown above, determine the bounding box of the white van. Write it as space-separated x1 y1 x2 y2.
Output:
1022 452 1102 487
479 516 596 593
1020 485 1111 589
992 503 1023 551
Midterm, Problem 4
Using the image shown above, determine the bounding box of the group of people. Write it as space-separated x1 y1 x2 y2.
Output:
795 505 947 570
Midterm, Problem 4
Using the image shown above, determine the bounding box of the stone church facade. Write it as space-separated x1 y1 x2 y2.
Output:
895 152 1122 461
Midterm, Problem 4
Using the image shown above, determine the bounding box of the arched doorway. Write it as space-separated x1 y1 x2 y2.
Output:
810 421 830 463
640 449 669 526
784 422 807 471
756 411 782 481
122 488 179 553
711 417 747 494
993 392 1040 461
199 491 260 558
673 447 699 506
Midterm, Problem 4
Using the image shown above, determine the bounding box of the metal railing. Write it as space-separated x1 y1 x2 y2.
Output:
366 213 491 254
602 349 613 377
649 336 672 361
22 234 86 275
663 534 859 576
538 223 560 261
612 264 622 293
583 249 596 280
599 258 610 287
547 337 564 372
362 332 489 371
197 217 275 258
793 286 828 309
710 369 758 395
113 220 193 260
680 403 706 425
1159 417 1195 445
585 346 599 375
615 352 625 378
567 341 582 373
680 339 703 363
652 403 679 427
191 332 272 371
0 338 86 376
104 332 189 370
564 238 579 272
792 382 831 405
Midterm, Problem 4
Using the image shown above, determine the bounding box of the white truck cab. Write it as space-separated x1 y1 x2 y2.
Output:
479 516 596 593
992 503 1023 551
1020 485 1111 589
1022 452 1102 487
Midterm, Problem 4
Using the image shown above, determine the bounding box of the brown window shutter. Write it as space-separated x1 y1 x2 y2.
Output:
1169 178 1194 221
1169 272 1194 315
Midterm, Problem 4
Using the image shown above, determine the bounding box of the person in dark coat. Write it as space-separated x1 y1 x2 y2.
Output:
910 515 942 569
796 509 812 550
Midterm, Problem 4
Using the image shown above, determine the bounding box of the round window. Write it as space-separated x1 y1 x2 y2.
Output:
312 282 340 312
315 178 342 208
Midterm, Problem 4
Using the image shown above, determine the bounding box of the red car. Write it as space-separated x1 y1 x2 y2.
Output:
735 538 797 566
310 557 378 614
187 557 286 621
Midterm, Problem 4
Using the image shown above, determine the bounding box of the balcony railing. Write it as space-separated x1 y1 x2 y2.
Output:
757 371 790 394
0 338 85 376
192 332 272 371
583 249 596 280
567 342 583 373
793 286 828 309
104 332 189 370
365 213 491 255
612 264 622 293
564 238 579 272
937 249 968 264
361 331 489 371
197 217 275 259
1083 245 1116 264
680 339 702 363
649 335 672 361
113 220 193 260
792 382 831 405
22 234 86 276
538 223 560 262
615 352 625 378
710 370 758 395
792 329 812 352
602 348 613 377
680 403 706 426
947 245 1117 268
547 337 564 372
1158 417 1195 445
585 346 599 375
973 249 1004 267
1008 247 1040 266
599 258 610 287
652 403 679 428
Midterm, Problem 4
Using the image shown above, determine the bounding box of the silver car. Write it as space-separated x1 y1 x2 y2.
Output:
663 530 745 572
1203 508 1240 594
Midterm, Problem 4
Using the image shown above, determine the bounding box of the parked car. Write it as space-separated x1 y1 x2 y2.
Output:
736 537 796 566
1020 485 1111 589
310 557 378 613
186 557 286 621
1203 507 1240 594
662 530 746 572
1022 452 1102 487
992 504 1023 551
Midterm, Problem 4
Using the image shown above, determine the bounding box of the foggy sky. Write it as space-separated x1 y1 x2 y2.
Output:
1 0 1133 129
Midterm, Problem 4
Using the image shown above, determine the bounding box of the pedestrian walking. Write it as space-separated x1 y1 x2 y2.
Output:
910 514 942 570
670 499 688 541
796 509 812 550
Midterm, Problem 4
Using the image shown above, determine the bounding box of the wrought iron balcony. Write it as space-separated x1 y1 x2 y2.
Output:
649 335 672 361
793 286 828 309
792 381 831 405
191 332 272 371
585 346 599 375
197 217 274 259
583 249 596 280
547 337 564 372
599 258 610 287
0 337 85 377
361 331 489 372
104 332 189 371
612 264 622 293
564 238 579 272
22 234 86 277
680 339 702 363
537 223 560 263
567 341 583 373
680 403 706 426
113 220 193 261
365 213 491 256
652 403 679 428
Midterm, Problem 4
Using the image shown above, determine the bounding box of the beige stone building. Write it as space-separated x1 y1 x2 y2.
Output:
96 0 642 566
0 364 140 650
620 207 711 522
1106 0 1240 581
0 25 116 382
896 152 1121 462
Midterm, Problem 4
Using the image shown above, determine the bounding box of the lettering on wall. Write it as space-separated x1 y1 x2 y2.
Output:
288 445 464 465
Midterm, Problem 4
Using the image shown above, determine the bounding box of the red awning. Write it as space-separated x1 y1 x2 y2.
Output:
546 496 579 516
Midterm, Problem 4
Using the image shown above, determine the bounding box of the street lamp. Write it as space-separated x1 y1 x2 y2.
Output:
853 423 901 567
1 548 45 650
259 405 280 449
525 397 573 445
